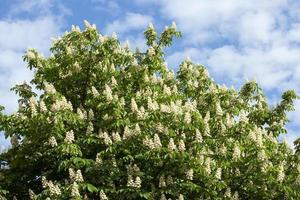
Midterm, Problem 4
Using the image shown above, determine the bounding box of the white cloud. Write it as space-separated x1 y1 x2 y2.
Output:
105 12 153 35
0 1 66 148
0 17 62 114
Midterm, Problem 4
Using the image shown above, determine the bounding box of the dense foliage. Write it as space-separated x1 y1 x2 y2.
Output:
0 21 300 199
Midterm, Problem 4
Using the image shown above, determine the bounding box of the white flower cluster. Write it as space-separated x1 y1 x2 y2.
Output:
48 136 58 147
44 82 56 94
83 20 96 30
77 108 87 120
51 97 73 111
204 158 211 175
233 144 241 161
195 129 203 143
239 110 249 123
112 131 122 142
215 168 222 179
99 190 108 200
39 100 47 112
277 164 285 182
29 96 37 115
71 182 80 197
26 49 36 60
41 176 61 196
71 25 81 32
99 131 112 145
178 139 186 151
64 130 75 144
215 101 223 116
159 175 166 188
127 175 141 188
28 189 36 199
178 194 184 200
143 134 162 150
147 97 159 111
168 138 177 151
248 126 264 147
183 112 192 124
186 169 193 180
104 84 113 102
123 124 141 140
91 86 99 96
95 153 103 165
86 122 94 135
69 168 84 182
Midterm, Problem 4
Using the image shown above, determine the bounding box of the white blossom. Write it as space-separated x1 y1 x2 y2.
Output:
166 175 173 185
131 98 138 113
75 169 84 182
163 85 172 96
178 139 186 151
86 122 94 135
41 176 48 188
77 108 86 119
64 130 75 144
186 169 193 180
168 138 176 151
83 20 92 29
123 126 133 139
134 176 142 188
153 134 162 149
71 182 80 197
134 123 141 135
224 187 231 198
127 175 135 187
99 190 108 200
91 86 99 96
195 129 203 143
239 110 249 123
159 175 166 188
48 136 58 147
204 111 210 123
26 49 36 60
178 194 184 200
44 82 56 94
104 84 113 102
215 101 223 116
112 131 122 142
215 168 222 180
39 100 47 112
148 22 154 29
96 153 103 165
143 137 155 149
232 191 239 200
160 194 167 200
48 181 61 196
184 112 192 124
69 168 76 181
111 76 117 87
148 47 155 56
99 131 112 145
28 189 36 199
233 144 241 160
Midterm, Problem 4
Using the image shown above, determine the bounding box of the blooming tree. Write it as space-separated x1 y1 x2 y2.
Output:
0 21 300 199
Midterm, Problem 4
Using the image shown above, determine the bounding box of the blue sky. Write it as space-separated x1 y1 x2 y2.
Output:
1 0 300 149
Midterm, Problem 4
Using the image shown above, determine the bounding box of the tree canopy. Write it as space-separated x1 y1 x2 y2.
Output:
0 21 300 199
